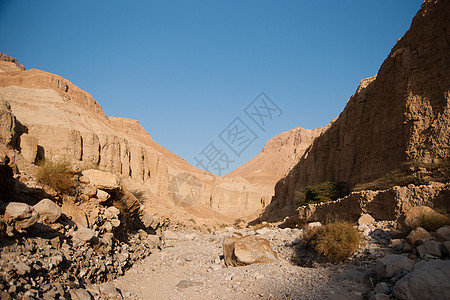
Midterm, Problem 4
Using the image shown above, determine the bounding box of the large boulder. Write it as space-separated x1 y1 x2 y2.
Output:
2 202 39 232
435 225 450 242
376 254 415 278
223 235 278 267
81 170 120 191
403 206 448 229
393 260 450 300
33 198 61 223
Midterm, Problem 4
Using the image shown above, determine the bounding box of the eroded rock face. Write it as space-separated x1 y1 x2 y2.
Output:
266 0 450 220
263 183 450 224
0 64 273 220
223 235 278 267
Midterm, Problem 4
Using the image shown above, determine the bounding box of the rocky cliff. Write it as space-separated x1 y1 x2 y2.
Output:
0 58 271 221
225 126 324 186
263 0 450 220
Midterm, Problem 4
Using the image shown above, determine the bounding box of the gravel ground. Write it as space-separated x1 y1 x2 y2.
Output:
114 227 371 299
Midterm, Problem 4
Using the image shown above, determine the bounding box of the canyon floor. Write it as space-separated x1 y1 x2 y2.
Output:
114 227 371 300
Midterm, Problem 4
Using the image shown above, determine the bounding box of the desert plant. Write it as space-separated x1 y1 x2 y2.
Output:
304 221 363 263
296 181 348 207
36 158 75 192
131 189 146 204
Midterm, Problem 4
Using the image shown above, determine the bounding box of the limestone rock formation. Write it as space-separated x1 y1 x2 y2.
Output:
0 53 272 221
225 126 324 186
265 0 450 220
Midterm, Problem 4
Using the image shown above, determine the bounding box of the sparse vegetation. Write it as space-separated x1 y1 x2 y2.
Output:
131 190 146 204
296 181 348 207
36 158 75 192
304 221 363 263
352 159 450 192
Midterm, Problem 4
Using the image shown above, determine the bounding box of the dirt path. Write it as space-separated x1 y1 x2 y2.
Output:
114 228 370 299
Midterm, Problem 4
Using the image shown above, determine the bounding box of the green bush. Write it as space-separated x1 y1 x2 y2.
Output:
304 221 363 263
36 158 75 192
296 181 348 207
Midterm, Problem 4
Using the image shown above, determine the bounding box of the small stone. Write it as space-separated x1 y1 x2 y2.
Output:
105 206 120 219
15 262 30 276
110 219 121 228
176 280 203 289
374 282 391 294
435 225 450 242
96 190 110 202
416 240 445 258
404 227 431 252
69 288 92 300
73 227 95 243
79 175 90 184
358 214 375 226
374 293 390 300
307 222 322 229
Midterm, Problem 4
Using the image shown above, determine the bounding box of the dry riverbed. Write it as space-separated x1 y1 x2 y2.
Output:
114 227 370 299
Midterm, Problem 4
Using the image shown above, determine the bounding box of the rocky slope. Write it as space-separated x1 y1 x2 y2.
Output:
225 126 324 186
0 53 271 221
264 0 450 221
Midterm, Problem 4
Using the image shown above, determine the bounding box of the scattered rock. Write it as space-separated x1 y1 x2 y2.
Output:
307 222 322 229
176 280 203 289
69 288 92 300
223 235 278 267
374 282 391 294
96 190 110 202
73 227 95 243
358 214 375 226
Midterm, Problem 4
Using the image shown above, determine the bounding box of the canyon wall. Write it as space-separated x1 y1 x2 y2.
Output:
263 0 450 221
0 54 271 221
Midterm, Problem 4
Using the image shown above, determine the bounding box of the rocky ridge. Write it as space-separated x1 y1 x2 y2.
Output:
264 0 450 221
0 60 272 221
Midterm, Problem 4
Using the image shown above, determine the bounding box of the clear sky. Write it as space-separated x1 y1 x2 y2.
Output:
0 0 422 175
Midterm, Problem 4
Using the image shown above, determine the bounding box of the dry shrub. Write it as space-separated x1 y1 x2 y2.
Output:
36 158 75 192
304 221 363 263
417 213 450 232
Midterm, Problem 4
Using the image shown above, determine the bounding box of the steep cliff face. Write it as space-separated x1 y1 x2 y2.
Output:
0 57 271 221
264 0 450 220
225 127 324 186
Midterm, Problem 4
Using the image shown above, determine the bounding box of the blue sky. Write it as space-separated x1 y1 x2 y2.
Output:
0 0 422 175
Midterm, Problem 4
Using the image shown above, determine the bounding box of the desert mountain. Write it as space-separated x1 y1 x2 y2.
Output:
0 54 273 222
262 0 450 221
225 126 324 186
